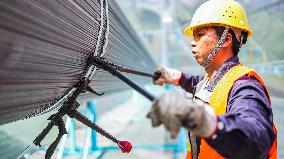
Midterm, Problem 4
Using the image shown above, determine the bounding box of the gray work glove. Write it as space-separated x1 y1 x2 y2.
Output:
147 90 217 139
153 67 182 86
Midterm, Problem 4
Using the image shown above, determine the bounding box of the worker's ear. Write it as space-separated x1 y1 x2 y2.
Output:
222 33 232 48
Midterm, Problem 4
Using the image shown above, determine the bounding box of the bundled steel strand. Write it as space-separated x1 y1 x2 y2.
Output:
0 0 156 125
89 0 156 93
104 0 154 71
0 0 100 125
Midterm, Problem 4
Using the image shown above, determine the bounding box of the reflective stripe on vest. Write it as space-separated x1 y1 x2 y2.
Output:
186 65 277 159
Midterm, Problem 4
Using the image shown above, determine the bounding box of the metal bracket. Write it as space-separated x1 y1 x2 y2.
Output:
32 76 129 159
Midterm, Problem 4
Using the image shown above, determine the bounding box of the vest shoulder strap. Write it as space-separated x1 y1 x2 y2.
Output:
209 65 270 115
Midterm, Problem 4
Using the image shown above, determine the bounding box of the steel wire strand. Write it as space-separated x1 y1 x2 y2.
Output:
0 0 155 125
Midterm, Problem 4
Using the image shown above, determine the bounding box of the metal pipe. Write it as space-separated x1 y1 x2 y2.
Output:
109 69 155 101
93 57 155 102
116 66 155 78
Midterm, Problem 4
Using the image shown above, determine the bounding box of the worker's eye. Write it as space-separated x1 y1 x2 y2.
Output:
197 33 204 36
194 32 204 37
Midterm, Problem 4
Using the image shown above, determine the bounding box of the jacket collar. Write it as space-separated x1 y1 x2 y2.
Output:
206 56 240 92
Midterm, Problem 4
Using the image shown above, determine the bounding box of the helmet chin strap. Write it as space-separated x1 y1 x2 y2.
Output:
201 28 230 68
232 28 244 48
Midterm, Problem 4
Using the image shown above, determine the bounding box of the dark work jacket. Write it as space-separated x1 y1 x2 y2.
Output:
179 56 276 159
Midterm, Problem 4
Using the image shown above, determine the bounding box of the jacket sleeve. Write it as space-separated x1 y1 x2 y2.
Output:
206 76 276 159
178 73 203 93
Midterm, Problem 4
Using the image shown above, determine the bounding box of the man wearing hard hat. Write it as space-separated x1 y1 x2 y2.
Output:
147 0 277 158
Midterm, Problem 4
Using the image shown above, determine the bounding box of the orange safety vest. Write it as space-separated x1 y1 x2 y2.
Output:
186 65 277 159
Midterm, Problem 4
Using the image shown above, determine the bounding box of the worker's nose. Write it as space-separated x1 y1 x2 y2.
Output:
191 39 197 48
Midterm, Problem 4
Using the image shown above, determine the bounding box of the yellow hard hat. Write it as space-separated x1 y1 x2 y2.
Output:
184 0 252 36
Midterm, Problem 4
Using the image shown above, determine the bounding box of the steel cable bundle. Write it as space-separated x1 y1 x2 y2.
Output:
0 0 155 125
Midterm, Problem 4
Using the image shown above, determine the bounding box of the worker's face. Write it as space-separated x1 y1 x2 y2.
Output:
191 27 218 66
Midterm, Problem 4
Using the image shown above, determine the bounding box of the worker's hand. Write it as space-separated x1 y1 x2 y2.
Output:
153 67 182 86
147 90 217 139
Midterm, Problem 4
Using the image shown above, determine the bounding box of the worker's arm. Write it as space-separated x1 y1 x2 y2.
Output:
179 73 203 93
206 76 276 158
153 68 203 93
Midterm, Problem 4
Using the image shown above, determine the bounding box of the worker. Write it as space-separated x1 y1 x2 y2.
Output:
147 0 277 158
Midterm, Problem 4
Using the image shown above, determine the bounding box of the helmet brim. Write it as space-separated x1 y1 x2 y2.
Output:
183 23 252 37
